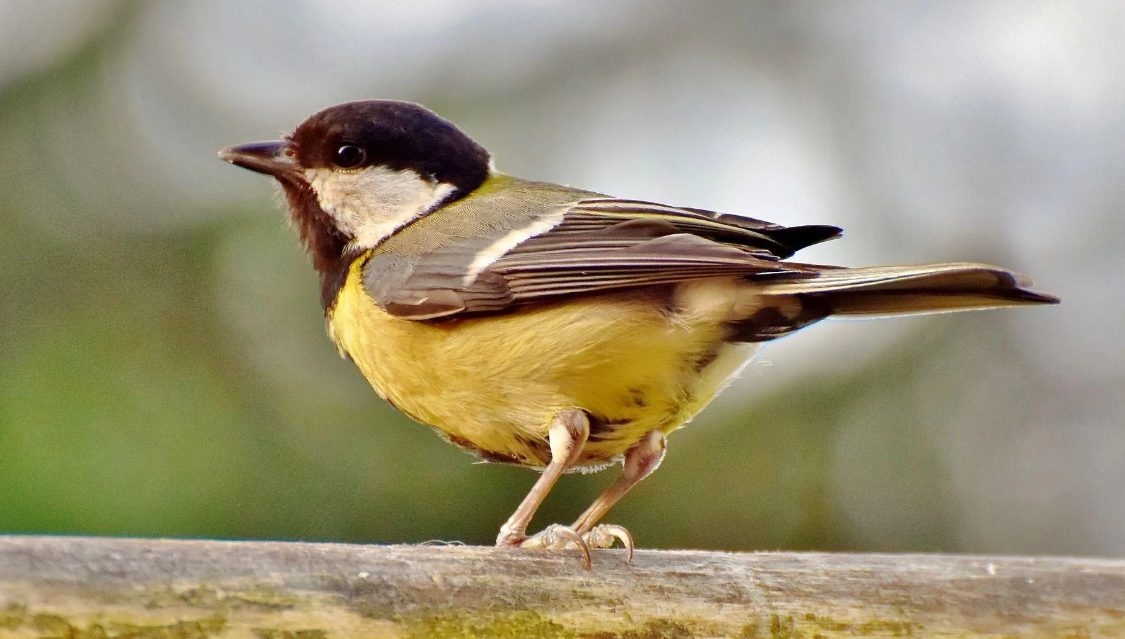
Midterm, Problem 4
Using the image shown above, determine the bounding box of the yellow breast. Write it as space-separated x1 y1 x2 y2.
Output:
327 258 759 468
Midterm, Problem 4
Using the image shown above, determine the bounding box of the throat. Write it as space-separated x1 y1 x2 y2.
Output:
280 181 357 311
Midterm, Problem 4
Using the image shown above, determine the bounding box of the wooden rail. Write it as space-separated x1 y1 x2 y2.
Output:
1 536 1123 637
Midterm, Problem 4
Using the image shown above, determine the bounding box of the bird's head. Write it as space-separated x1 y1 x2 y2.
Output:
220 100 491 265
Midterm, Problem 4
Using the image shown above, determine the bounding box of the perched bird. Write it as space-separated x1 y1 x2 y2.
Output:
220 100 1057 565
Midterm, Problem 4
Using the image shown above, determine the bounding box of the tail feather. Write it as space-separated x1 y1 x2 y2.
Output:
725 262 1058 343
758 262 1058 317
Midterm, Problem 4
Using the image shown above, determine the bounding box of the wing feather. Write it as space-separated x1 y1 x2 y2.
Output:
363 178 840 319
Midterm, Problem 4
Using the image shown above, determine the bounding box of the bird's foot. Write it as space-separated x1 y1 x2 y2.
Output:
500 523 634 569
581 524 634 563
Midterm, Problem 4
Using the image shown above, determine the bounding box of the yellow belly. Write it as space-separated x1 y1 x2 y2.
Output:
327 260 759 468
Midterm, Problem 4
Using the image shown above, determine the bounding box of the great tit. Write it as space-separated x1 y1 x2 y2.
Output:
220 100 1057 565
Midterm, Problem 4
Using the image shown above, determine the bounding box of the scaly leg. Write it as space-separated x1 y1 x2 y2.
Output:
571 430 668 562
495 409 589 548
511 429 668 566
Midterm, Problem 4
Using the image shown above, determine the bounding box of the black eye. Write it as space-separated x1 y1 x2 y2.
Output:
332 144 366 168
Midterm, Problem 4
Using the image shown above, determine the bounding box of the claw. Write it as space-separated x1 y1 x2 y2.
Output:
518 524 592 569
583 524 635 563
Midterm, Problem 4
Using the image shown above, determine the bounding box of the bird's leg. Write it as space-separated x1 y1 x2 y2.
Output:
495 409 589 548
570 430 668 561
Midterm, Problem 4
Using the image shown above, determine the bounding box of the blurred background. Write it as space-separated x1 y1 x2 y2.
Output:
0 0 1121 556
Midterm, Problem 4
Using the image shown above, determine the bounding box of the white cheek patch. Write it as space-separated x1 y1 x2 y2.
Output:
305 166 457 249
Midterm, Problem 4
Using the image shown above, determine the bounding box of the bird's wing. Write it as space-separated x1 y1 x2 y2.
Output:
512 197 841 261
361 180 840 320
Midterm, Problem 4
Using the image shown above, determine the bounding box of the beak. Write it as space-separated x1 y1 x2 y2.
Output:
218 140 297 177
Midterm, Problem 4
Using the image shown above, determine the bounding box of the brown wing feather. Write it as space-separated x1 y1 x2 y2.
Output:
365 185 840 319
465 229 813 312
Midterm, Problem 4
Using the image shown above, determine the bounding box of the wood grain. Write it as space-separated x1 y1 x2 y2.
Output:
1 536 1123 638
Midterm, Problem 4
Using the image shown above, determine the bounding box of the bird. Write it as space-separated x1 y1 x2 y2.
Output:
220 99 1058 566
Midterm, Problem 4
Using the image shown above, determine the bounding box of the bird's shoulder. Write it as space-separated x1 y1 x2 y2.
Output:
375 173 600 257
